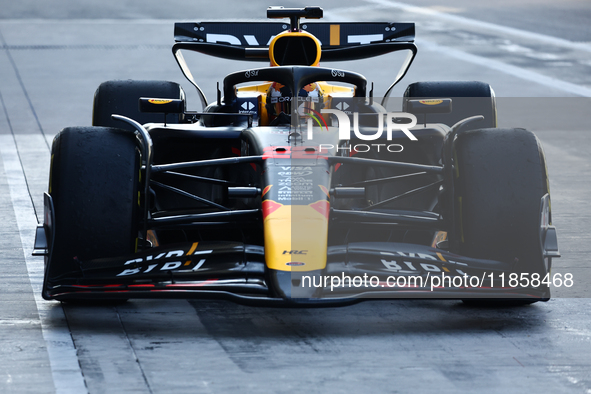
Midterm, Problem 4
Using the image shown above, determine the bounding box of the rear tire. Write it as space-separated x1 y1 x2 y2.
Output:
47 127 140 284
450 128 551 305
92 80 185 130
403 81 496 131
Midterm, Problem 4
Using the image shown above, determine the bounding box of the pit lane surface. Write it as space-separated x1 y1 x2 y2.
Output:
1 1 591 392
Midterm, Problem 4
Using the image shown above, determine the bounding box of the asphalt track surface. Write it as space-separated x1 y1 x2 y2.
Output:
1 0 591 393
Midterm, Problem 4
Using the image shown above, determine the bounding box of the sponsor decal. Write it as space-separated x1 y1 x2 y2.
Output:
418 99 443 105
245 69 259 78
278 166 314 177
286 262 306 266
274 167 317 202
203 31 388 47
241 102 256 110
116 247 212 276
334 101 349 111
331 69 345 77
148 99 173 104
379 251 468 276
347 34 383 44
283 250 308 255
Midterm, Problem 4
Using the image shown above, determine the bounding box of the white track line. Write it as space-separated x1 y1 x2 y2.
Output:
327 1 591 97
367 0 591 52
0 135 87 394
420 41 591 97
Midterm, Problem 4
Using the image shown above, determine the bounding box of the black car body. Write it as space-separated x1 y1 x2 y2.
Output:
34 6 559 306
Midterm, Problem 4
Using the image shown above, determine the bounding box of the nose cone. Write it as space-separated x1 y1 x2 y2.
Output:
264 204 329 271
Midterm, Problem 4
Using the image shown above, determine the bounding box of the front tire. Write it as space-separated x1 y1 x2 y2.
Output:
450 128 551 304
46 127 140 283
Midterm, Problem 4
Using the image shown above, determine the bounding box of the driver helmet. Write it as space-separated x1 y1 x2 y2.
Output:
266 82 323 124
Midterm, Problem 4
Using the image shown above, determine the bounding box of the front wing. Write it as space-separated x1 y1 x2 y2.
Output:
38 239 553 306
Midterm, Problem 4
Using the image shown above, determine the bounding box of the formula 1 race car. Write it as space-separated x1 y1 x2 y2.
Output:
34 6 560 306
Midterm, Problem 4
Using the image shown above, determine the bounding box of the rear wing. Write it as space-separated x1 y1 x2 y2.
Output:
173 22 415 62
172 21 417 108
175 22 414 47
